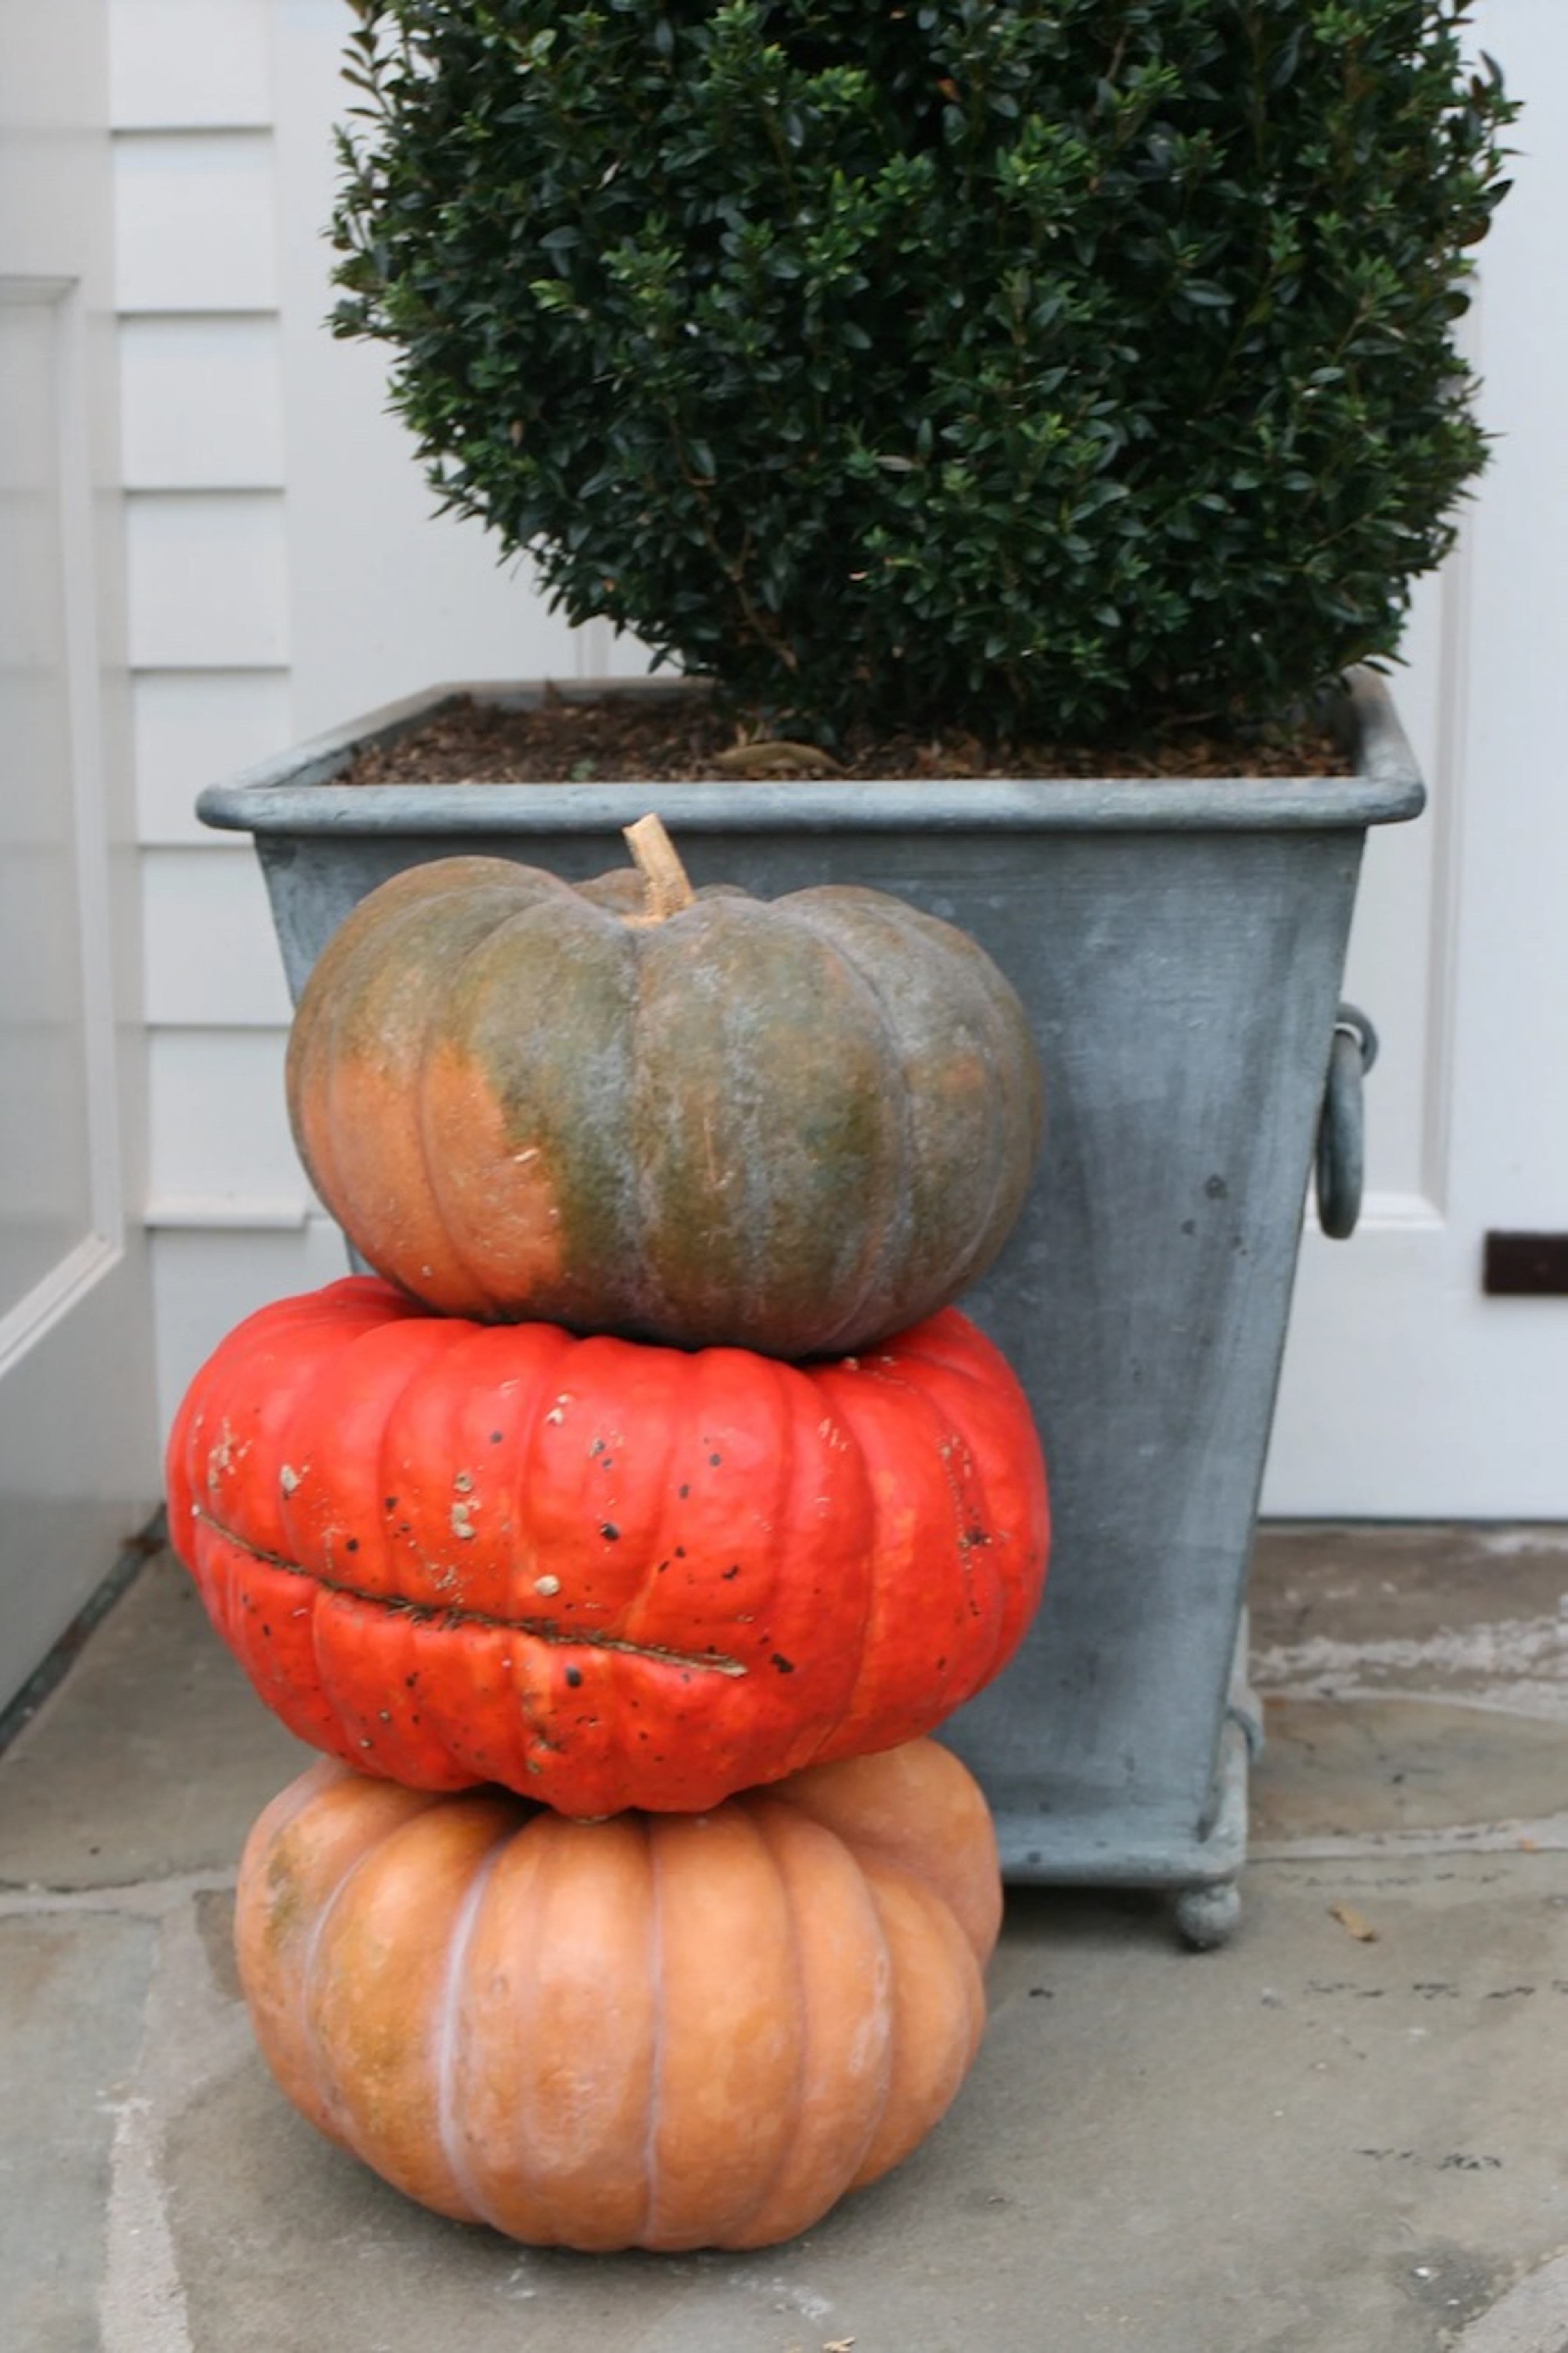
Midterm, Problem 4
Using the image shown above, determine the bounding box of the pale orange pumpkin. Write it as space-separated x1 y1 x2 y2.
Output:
235 1737 1001 2251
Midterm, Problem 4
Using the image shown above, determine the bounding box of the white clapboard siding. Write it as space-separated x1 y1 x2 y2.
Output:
133 669 294 847
120 316 286 489
147 1028 309 1222
114 133 278 314
142 847 294 1032
126 493 291 671
115 0 635 1435
110 0 302 1436
152 1218 350 1447
109 0 273 129
267 0 647 738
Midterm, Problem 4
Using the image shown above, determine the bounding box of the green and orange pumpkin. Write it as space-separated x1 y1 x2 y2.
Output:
235 1737 1001 2250
166 1276 1049 1816
284 824 1044 1356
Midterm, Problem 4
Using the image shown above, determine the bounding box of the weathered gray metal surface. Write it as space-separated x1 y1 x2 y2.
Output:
198 668 1423 1930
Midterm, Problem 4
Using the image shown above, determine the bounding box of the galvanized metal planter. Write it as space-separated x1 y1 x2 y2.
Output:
198 666 1424 1945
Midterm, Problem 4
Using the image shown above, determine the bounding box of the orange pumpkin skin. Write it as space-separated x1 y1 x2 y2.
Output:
283 851 1044 1356
234 1738 1000 2251
165 1276 1049 1816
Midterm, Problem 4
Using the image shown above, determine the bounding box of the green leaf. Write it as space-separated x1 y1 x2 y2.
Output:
327 0 1518 743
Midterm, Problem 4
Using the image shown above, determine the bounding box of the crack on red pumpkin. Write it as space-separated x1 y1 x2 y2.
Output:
191 1507 749 1675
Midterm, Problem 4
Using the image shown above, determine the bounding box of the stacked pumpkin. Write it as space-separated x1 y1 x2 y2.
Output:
166 817 1050 2251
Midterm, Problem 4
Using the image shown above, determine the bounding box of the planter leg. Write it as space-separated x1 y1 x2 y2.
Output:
1173 1879 1242 1951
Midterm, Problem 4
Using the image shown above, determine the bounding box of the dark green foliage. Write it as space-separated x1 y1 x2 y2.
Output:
331 1 1515 743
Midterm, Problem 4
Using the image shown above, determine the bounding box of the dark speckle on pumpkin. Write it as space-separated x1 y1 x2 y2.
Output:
564 1665 583 1688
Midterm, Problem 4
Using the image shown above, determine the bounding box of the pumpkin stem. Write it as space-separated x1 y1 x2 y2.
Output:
623 814 697 924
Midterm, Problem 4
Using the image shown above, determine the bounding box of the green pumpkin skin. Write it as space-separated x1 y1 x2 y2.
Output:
286 847 1043 1357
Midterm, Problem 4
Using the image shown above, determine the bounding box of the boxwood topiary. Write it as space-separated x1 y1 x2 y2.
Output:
330 1 1515 746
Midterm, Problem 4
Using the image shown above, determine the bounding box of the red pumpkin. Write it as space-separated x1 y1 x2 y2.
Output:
166 1276 1048 1815
236 1739 1000 2251
283 826 1043 1356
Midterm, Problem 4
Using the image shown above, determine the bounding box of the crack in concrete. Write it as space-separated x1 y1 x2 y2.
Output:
0 1870 236 1918
97 1897 251 2353
1249 1813 1568 1861
1449 2243 1568 2352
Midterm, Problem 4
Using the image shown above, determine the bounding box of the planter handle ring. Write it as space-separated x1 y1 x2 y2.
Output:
1315 1004 1379 1240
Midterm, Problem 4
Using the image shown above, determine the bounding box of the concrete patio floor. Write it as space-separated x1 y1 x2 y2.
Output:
5 1522 1568 2352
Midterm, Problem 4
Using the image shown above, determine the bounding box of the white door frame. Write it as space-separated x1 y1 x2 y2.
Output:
0 3 160 1712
